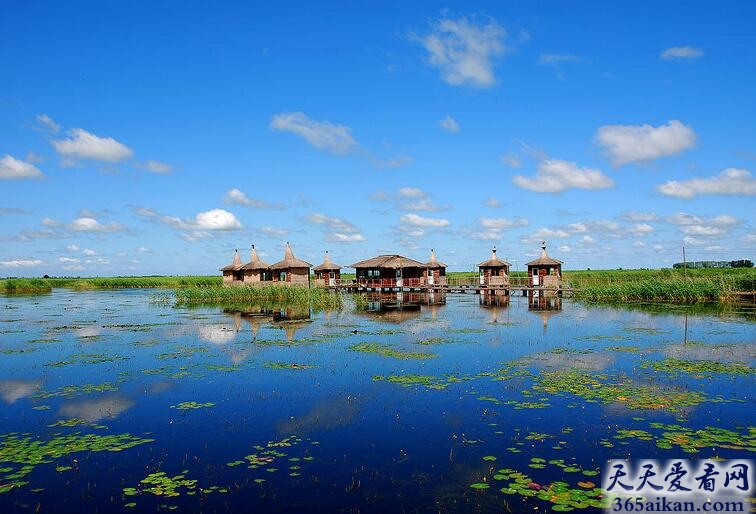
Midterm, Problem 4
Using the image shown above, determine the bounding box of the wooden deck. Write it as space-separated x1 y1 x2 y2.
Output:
326 277 572 296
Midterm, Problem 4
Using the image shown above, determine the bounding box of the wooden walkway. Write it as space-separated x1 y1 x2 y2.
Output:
327 278 572 296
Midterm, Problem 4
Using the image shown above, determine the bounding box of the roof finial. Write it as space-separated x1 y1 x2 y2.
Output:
541 241 548 258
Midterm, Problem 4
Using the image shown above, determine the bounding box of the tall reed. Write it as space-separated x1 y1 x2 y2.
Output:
174 284 343 310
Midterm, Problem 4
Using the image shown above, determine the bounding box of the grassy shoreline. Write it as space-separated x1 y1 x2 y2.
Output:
2 268 754 304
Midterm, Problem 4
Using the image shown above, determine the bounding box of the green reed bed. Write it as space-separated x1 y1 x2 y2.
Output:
0 278 52 294
174 285 343 310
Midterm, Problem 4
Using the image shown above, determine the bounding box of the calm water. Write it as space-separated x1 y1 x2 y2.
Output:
0 289 754 513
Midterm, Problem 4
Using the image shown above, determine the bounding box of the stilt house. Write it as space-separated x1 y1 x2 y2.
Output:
313 251 341 287
240 245 272 284
526 242 562 289
270 242 312 286
220 250 243 285
351 255 426 289
423 249 447 286
477 246 510 287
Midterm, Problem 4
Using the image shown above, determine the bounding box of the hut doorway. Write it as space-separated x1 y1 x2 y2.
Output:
328 271 335 286
396 268 403 288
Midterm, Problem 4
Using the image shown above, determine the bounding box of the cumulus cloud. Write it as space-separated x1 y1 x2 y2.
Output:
439 116 460 133
512 159 613 193
161 209 242 231
595 120 696 166
415 15 506 88
400 213 450 227
0 155 44 179
660 46 703 60
270 112 356 154
0 259 44 268
657 168 756 198
621 211 659 222
399 187 425 198
667 212 739 238
223 188 282 208
52 128 134 163
307 212 366 242
69 217 125 233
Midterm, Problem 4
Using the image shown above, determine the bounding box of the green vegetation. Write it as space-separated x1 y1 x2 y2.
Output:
1 276 220 294
566 268 755 303
173 284 343 310
350 342 437 359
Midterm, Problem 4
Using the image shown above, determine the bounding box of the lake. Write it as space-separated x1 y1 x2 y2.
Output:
0 289 754 513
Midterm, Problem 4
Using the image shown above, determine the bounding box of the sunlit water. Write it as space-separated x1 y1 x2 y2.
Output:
0 289 753 513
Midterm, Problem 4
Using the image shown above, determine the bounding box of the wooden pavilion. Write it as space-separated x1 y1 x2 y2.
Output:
477 246 510 287
423 249 447 287
351 254 426 289
313 251 341 287
269 242 312 286
240 245 272 284
526 242 562 290
220 249 243 285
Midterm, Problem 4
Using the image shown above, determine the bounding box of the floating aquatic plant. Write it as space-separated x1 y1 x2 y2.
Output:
170 401 215 410
349 342 437 360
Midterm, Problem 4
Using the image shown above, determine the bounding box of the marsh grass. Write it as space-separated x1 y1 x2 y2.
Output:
0 278 52 293
567 268 755 303
173 285 343 310
1 276 220 294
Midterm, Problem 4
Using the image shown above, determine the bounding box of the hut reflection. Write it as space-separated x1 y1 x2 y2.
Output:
356 291 446 324
479 292 510 324
527 293 562 331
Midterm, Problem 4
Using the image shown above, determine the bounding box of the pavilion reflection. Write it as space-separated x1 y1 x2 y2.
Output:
479 291 510 324
221 303 312 343
527 292 562 331
356 291 446 324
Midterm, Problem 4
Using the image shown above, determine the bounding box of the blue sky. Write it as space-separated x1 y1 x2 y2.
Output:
1 1 755 276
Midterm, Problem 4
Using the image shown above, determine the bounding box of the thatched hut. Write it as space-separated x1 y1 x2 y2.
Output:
313 251 341 287
423 249 447 286
477 246 510 287
220 249 243 285
269 242 312 286
240 245 272 284
526 241 562 290
350 254 426 289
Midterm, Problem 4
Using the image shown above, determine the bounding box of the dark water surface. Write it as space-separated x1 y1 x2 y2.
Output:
0 289 753 513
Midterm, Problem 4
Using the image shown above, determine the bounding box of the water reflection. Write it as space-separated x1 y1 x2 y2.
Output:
356 291 446 324
0 379 42 403
528 293 562 331
479 292 510 324
59 395 134 422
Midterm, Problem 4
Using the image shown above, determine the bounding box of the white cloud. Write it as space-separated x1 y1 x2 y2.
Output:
400 213 450 227
66 245 81 252
0 155 43 180
398 187 426 198
403 198 449 212
629 223 654 235
415 15 506 88
439 116 460 133
195 209 242 230
223 188 282 208
270 112 356 154
660 46 703 60
307 213 366 242
480 217 528 229
69 217 125 233
144 160 171 173
373 155 413 168
657 168 756 198
513 159 613 193
595 120 696 166
162 209 242 231
134 207 158 218
621 211 659 222
82 248 97 256
52 128 134 163
484 198 501 208
59 257 80 264
36 114 60 133
328 233 367 242
667 212 739 239
0 259 44 268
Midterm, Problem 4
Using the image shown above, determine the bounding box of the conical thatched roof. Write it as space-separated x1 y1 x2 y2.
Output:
314 251 341 271
350 254 425 269
241 245 269 270
478 246 511 268
269 242 312 269
424 249 447 268
220 249 243 271
526 242 563 267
